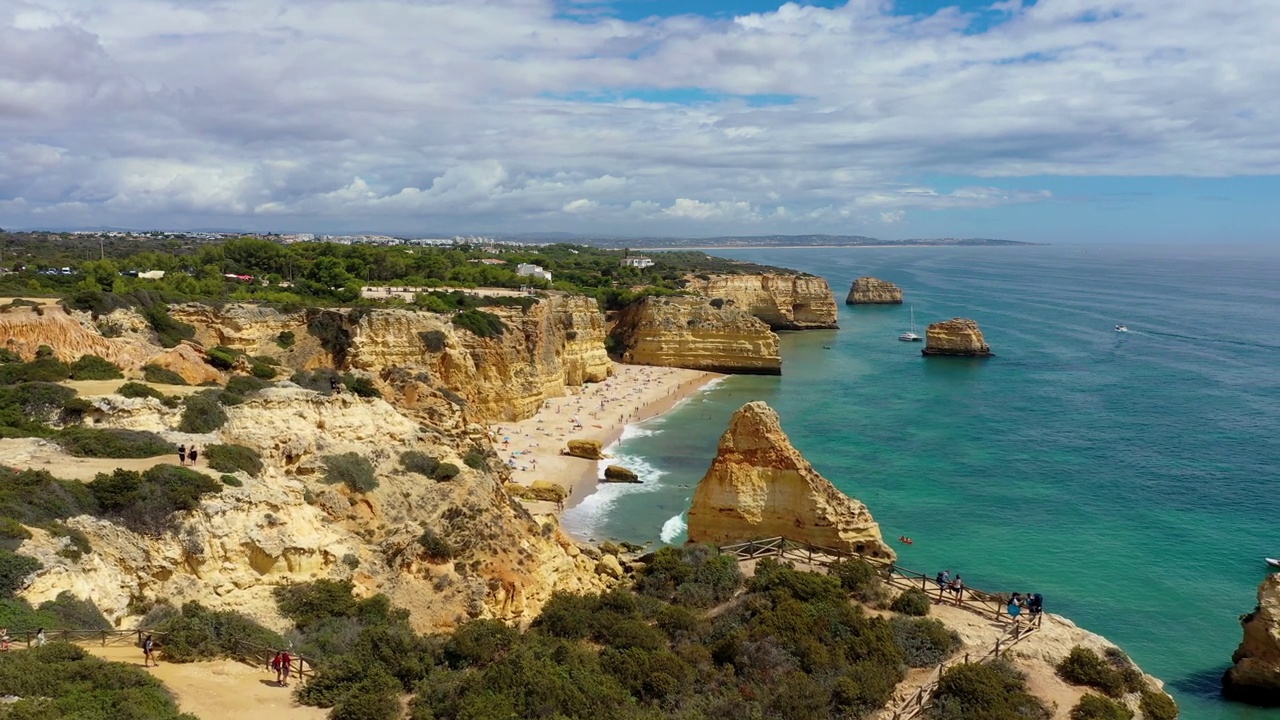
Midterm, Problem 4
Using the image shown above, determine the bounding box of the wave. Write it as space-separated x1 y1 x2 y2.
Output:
560 453 667 540
618 424 660 442
659 512 687 544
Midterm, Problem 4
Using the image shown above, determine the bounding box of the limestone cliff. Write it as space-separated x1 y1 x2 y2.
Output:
922 317 993 357
611 296 781 375
684 274 839 330
1224 575 1280 705
17 386 612 633
686 401 894 558
846 276 903 304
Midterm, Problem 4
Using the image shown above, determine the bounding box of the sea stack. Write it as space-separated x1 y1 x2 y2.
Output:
922 317 993 357
611 296 782 375
686 401 895 559
846 277 903 305
1223 575 1280 705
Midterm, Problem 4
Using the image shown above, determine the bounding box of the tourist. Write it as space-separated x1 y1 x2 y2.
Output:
178 444 187 466
329 376 340 393
35 628 46 647
949 575 965 604
143 634 157 667
1008 593 1023 626
281 650 293 686
271 651 284 684
1028 592 1044 617
0 627 10 651
188 446 198 466
935 569 950 602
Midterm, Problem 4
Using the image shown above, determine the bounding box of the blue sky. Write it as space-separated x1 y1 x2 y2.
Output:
2 0 1278 242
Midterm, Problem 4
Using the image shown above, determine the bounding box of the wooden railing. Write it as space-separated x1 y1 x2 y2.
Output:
0 628 318 682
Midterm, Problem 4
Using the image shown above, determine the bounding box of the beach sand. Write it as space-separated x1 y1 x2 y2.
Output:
491 364 721 514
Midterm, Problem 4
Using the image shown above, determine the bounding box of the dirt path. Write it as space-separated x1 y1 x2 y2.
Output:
62 379 203 397
0 437 219 483
81 644 327 720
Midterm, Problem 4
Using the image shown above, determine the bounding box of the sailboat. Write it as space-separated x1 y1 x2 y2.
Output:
899 307 923 342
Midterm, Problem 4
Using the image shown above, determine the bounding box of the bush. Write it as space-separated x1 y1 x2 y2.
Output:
276 330 296 348
342 373 380 398
0 550 41 597
140 301 196 348
58 427 175 458
432 462 461 481
118 381 167 401
250 361 277 379
274 579 361 630
890 616 961 667
48 522 92 561
0 642 188 719
38 590 110 630
418 529 453 562
322 452 378 493
330 668 402 720
142 364 187 385
419 330 448 352
0 517 31 551
0 467 98 526
152 600 285 663
1140 688 1178 720
87 465 221 535
829 557 888 605
1070 694 1134 720
67 354 123 380
1057 646 1127 697
0 356 71 384
400 451 440 477
220 474 242 487
637 545 742 607
452 309 506 337
205 345 239 370
226 374 271 395
0 348 20 363
931 660 1049 720
204 443 263 477
463 450 487 471
179 391 228 433
891 587 933 616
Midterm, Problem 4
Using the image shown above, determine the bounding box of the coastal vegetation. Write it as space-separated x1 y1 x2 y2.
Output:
0 642 190 719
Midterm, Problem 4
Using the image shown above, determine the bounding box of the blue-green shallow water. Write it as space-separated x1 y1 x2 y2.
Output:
561 245 1280 720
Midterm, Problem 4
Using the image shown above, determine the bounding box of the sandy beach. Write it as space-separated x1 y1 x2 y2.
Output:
491 364 721 513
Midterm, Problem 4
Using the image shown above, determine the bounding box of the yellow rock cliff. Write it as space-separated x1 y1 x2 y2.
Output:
612 296 781 375
922 317 993 357
1224 574 1280 704
846 276 903 304
685 274 839 330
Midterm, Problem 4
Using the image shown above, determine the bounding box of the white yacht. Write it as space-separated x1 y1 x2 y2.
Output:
1115 324 1129 333
899 307 923 342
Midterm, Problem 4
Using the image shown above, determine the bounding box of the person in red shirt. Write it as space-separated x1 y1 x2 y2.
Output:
280 651 293 687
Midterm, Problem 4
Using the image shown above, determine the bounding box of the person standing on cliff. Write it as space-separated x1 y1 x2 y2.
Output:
178 444 187 467
936 570 950 603
949 575 965 605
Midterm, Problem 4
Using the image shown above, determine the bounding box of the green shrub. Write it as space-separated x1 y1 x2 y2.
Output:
890 616 961 667
87 465 220 536
1057 646 1127 697
57 427 175 458
342 373 380 398
274 579 360 630
452 309 506 337
322 452 378 493
225 375 270 395
205 345 239 370
1104 647 1147 693
47 522 92 561
0 642 188 719
931 659 1049 720
218 390 245 406
463 449 487 471
1070 694 1134 720
179 391 228 433
118 381 167 401
1140 688 1178 720
38 591 111 630
891 587 933 616
57 396 93 424
418 529 453 561
67 354 123 380
142 364 188 385
419 330 448 352
140 302 195 348
432 462 460 481
290 367 340 394
828 557 887 604
220 474 242 487
0 517 31 551
2 382 76 423
0 356 71 383
204 443 263 477
152 600 285 663
308 312 352 364
0 550 41 597
0 467 98 526
276 330 295 348
637 544 742 607
250 361 277 379
330 668 402 720
0 348 21 363
400 451 439 477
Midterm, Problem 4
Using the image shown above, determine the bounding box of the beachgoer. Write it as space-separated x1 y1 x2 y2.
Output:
949 576 964 604
271 651 283 684
281 651 293 686
178 444 187 467
0 627 10 651
143 634 157 667
1028 592 1043 616
188 446 198 466
35 628 46 647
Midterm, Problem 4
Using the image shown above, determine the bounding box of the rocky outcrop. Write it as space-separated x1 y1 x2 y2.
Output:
846 277 903 304
685 274 839 330
687 401 894 559
603 465 640 483
565 439 604 460
145 342 225 385
922 318 993 357
612 296 781 375
0 304 153 367
1224 575 1280 704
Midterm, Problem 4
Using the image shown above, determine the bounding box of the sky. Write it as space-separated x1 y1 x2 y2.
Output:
2 0 1279 242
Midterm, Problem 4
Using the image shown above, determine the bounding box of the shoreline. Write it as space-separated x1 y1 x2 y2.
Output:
491 365 722 518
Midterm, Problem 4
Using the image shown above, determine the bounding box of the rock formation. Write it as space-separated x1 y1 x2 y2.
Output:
603 465 640 483
565 439 604 460
686 401 894 559
611 296 782 375
1224 575 1280 704
846 277 903 304
922 318 993 357
684 274 839 330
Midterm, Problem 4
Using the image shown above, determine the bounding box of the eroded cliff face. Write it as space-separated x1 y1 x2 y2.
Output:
687 401 894 558
846 277 903 304
685 274 839 330
1224 575 1280 705
922 317 993 357
611 296 781 375
18 387 611 633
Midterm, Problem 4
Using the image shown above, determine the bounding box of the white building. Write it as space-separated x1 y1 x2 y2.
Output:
621 256 654 269
516 263 552 282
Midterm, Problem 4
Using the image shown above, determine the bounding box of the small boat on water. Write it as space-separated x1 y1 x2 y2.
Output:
1115 324 1129 333
899 307 923 342
1267 558 1280 569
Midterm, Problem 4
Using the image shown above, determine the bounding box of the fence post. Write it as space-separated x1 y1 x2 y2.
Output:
995 639 1001 656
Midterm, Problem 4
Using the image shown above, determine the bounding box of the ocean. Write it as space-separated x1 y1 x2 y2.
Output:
561 244 1280 720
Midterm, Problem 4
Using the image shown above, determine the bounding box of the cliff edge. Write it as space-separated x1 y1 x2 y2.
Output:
685 274 839 330
922 317 993 357
846 276 903 304
687 401 894 559
1224 574 1280 705
611 296 781 375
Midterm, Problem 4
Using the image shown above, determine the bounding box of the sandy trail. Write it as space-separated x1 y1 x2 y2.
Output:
0 437 219 483
81 644 327 720
492 364 721 510
62 379 204 397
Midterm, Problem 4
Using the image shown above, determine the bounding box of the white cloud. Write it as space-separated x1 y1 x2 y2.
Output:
880 210 905 224
0 0 1276 233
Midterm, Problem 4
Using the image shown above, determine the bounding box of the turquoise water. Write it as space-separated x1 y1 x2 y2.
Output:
561 245 1280 720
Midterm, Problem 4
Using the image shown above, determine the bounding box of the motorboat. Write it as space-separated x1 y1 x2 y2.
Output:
1115 324 1129 333
1266 557 1280 569
899 307 923 342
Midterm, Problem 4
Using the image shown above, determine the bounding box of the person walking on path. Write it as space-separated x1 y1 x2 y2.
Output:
178 444 187 467
188 446 198 466
280 651 293 687
35 628 46 647
949 575 965 605
271 651 284 684
143 634 157 667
